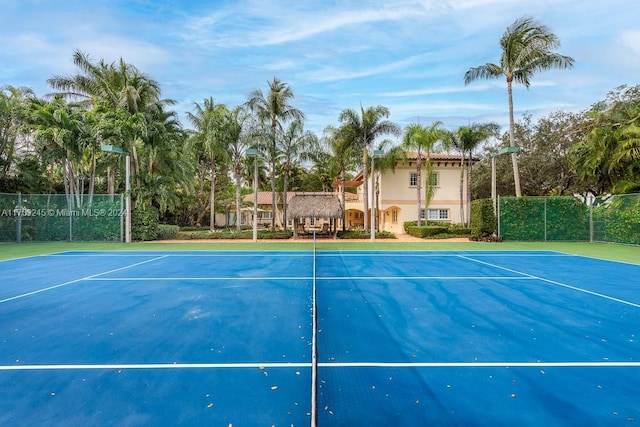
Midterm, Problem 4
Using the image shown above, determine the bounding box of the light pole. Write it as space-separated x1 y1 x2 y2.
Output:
246 148 259 243
101 144 131 243
492 146 520 210
370 149 384 242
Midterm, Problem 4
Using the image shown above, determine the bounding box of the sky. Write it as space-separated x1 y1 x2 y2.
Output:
2 0 639 136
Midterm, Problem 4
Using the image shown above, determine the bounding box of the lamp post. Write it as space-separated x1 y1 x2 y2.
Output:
370 149 384 242
492 146 520 209
492 146 519 238
101 144 131 243
246 148 259 243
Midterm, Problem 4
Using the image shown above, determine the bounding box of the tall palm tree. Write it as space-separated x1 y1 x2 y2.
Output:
464 16 574 197
338 105 400 232
401 121 447 226
186 97 229 230
279 119 318 230
246 77 304 230
451 123 500 226
322 125 360 231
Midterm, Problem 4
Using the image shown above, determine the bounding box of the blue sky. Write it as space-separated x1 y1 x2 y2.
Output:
2 0 638 135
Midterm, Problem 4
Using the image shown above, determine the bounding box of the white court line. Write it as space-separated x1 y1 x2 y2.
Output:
316 276 536 281
0 255 169 304
459 255 640 309
2 361 639 371
86 276 312 281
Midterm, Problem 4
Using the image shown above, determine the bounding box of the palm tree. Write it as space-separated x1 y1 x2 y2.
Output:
279 119 318 230
401 121 447 226
321 125 360 231
464 16 574 197
338 105 400 232
451 123 500 226
186 97 230 230
246 77 304 230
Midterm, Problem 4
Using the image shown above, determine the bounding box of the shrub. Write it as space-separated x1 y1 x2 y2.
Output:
132 206 159 241
407 225 448 238
470 198 497 238
157 224 180 240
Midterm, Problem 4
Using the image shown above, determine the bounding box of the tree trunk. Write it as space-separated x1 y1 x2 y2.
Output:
362 146 369 232
416 152 422 226
209 154 216 231
507 80 522 197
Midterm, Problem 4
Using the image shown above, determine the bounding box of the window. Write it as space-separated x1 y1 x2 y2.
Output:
354 212 364 219
310 217 316 226
419 209 449 220
428 209 449 220
391 209 398 224
262 211 273 219
411 172 438 186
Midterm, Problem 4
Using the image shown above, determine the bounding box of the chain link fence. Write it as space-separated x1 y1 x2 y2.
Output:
0 193 124 242
498 194 640 245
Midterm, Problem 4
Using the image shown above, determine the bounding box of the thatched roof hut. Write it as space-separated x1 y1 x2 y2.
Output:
288 193 343 219
288 193 343 238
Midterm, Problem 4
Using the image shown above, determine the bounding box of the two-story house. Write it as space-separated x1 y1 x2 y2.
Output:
342 152 473 234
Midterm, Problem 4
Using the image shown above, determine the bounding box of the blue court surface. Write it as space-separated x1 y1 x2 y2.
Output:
0 249 639 426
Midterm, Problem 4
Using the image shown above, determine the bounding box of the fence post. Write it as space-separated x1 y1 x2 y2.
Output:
589 194 594 242
544 197 547 242
16 193 22 243
497 195 501 239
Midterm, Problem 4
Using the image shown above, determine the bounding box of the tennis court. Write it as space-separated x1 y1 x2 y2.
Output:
1 247 639 426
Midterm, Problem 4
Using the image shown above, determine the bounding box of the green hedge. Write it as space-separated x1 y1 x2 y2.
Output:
593 194 640 244
499 196 589 241
407 225 448 238
157 224 180 240
132 206 159 241
470 198 496 238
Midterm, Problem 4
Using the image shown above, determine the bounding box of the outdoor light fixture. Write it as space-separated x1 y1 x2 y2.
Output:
100 144 131 243
246 148 259 243
371 149 384 242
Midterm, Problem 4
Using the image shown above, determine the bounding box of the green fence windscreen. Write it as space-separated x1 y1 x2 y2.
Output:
498 194 639 244
0 193 123 242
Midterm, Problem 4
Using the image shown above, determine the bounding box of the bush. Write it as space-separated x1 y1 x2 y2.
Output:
132 206 159 241
337 230 396 239
175 229 293 240
470 198 497 238
407 225 449 238
157 224 180 240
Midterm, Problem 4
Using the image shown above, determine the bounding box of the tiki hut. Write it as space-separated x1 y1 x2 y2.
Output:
288 193 343 238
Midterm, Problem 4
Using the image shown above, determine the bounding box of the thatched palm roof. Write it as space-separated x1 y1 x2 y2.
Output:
288 194 343 219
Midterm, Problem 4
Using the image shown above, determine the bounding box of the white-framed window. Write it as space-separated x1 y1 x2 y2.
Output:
419 209 449 220
310 217 316 226
262 211 273 219
391 209 398 223
428 209 449 220
410 172 438 187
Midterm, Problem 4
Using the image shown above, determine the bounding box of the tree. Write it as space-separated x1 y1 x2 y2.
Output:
279 119 318 230
464 16 574 197
186 97 230 230
451 123 499 226
401 121 448 226
0 85 34 189
246 77 304 230
570 85 640 194
339 105 400 232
